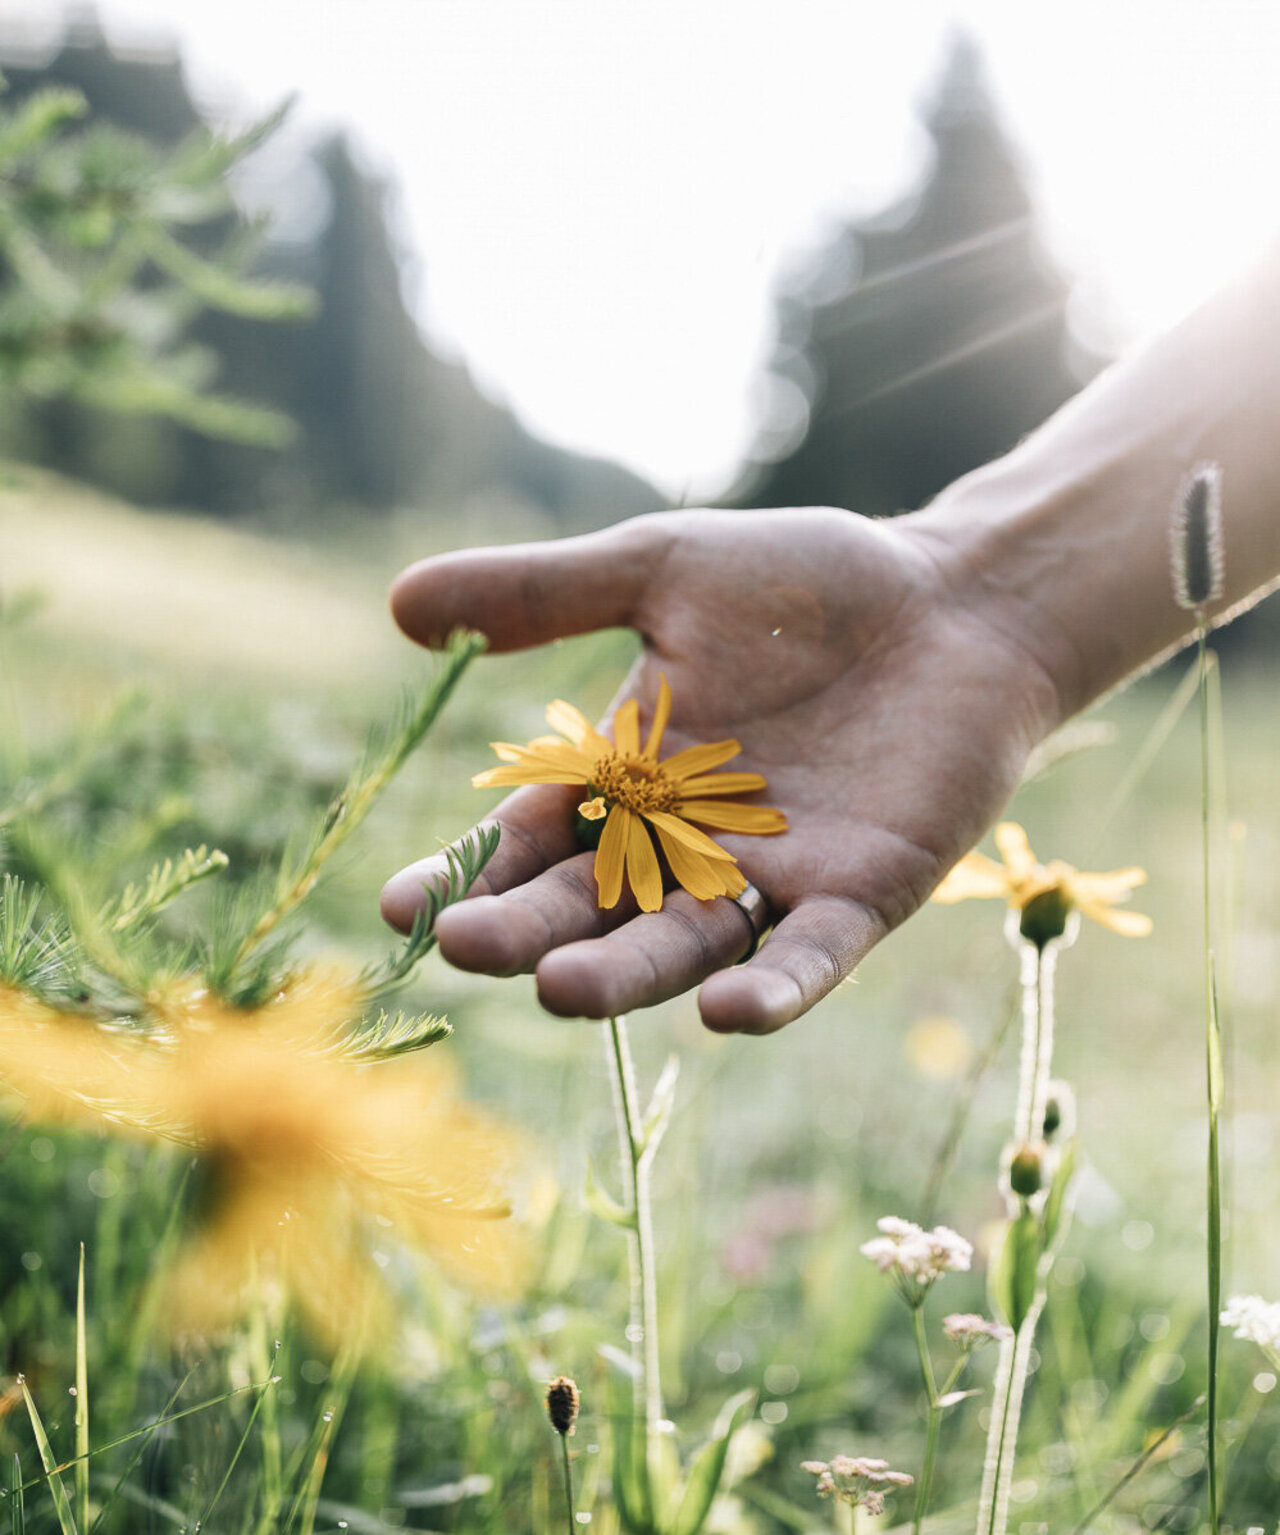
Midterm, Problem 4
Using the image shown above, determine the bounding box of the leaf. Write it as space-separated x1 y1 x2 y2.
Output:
584 1157 635 1229
1041 1138 1078 1252
639 1054 680 1161
667 1388 756 1535
991 1208 1041 1332
106 845 229 932
341 1009 452 1062
602 1363 653 1535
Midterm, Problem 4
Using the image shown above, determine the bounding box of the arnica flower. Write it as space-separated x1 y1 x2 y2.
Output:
931 821 1152 946
0 972 529 1349
474 676 786 911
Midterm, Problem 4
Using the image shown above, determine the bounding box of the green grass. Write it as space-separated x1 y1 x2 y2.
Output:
1 464 1278 1531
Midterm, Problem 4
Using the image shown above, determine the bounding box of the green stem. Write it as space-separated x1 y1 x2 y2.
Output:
910 1309 969 1533
1198 622 1222 1535
911 1307 941 1535
558 1433 576 1535
977 937 1059 1535
605 1016 663 1435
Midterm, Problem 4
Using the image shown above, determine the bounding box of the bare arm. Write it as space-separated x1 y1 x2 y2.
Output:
382 245 1280 1033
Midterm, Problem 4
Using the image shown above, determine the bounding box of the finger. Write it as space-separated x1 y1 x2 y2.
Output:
533 891 759 1019
389 515 674 652
379 784 580 932
695 895 888 1036
431 850 637 977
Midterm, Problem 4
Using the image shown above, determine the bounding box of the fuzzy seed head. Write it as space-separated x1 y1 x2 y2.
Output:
545 1375 580 1436
1172 462 1224 611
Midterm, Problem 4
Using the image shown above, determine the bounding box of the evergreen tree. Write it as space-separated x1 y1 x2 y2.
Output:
744 33 1101 517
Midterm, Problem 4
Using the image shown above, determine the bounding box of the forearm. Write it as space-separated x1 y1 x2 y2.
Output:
910 242 1280 723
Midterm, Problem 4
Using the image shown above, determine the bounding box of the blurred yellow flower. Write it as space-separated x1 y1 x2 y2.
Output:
0 972 530 1348
474 675 786 912
904 1014 973 1081
932 822 1151 940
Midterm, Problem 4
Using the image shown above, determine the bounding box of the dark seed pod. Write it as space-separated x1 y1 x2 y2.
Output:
545 1375 580 1437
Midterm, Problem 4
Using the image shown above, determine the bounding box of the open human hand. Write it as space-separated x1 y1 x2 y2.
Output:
381 507 1065 1034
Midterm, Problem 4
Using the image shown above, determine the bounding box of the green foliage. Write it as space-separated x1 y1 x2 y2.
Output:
0 77 312 442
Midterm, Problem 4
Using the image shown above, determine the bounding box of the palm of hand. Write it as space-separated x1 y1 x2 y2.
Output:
383 508 1058 1033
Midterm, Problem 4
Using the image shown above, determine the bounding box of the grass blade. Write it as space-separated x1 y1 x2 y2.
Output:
74 1246 89 1535
20 1380 78 1535
11 1452 25 1535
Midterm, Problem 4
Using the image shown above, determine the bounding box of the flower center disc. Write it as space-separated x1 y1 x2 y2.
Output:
591 752 680 815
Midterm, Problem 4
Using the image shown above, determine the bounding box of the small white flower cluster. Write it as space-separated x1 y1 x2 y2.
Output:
943 1313 1012 1349
1221 1294 1280 1357
861 1217 973 1299
801 1456 913 1516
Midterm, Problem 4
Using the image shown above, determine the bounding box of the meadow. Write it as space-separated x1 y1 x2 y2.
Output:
1 463 1278 1534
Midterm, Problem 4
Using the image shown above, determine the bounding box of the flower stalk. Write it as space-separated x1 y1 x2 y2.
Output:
1173 461 1225 1535
909 1306 968 1535
605 1015 664 1438
976 933 1072 1535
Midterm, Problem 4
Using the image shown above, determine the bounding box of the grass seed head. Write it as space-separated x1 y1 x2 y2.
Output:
545 1375 580 1436
1171 461 1225 611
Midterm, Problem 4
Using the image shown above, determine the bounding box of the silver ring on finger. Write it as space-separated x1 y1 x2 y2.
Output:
728 880 771 963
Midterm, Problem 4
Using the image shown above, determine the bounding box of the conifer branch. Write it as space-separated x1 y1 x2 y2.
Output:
228 630 487 976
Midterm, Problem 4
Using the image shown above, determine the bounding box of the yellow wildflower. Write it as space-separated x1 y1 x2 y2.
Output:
0 972 529 1348
932 821 1151 941
474 675 786 912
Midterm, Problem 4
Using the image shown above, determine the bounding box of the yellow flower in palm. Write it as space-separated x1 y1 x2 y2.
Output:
474 676 787 912
932 821 1152 943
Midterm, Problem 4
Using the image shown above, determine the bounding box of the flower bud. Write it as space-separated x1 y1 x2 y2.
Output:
1043 1081 1076 1142
545 1376 580 1437
1018 885 1072 947
1007 1143 1044 1198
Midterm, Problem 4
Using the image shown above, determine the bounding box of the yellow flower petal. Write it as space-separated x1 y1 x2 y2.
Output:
493 738 595 774
1078 900 1153 937
473 765 587 789
931 852 1013 903
994 822 1037 884
678 800 788 835
578 796 608 821
594 806 630 908
1069 867 1148 904
612 699 641 757
645 809 741 861
546 700 612 757
643 674 673 760
625 813 664 912
660 739 741 780
675 771 770 797
653 821 736 901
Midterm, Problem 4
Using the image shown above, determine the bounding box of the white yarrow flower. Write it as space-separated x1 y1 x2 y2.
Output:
860 1216 973 1303
1222 1294 1280 1357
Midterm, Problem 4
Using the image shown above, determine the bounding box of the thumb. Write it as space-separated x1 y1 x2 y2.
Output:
390 514 673 652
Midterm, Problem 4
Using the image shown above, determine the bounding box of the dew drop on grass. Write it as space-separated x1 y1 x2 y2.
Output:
322 1409 334 1422
68 1386 76 1396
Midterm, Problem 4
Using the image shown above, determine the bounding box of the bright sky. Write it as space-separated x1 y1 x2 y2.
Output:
4 0 1279 497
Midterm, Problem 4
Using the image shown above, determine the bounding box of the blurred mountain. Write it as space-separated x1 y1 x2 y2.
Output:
0 12 660 528
740 32 1104 516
